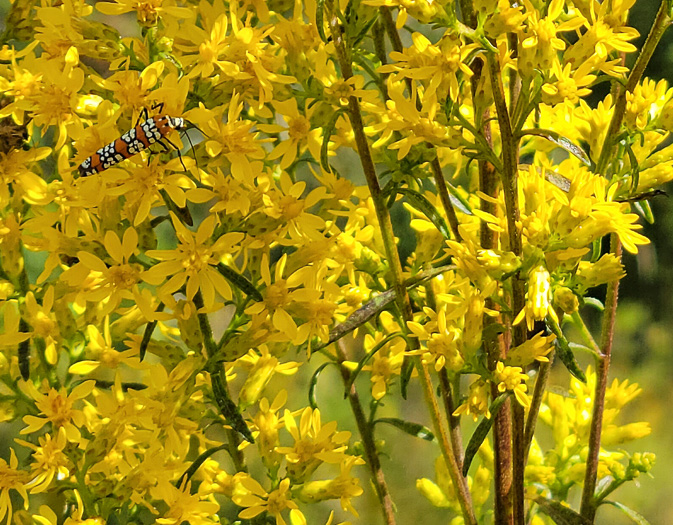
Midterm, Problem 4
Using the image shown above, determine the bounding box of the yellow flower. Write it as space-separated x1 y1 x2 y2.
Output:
235 477 300 525
0 449 30 525
408 306 465 372
15 428 70 493
68 317 143 375
353 330 406 400
150 479 220 525
371 79 463 160
237 347 299 409
378 32 475 102
22 287 60 365
143 212 244 308
513 265 558 331
110 155 196 226
201 93 268 179
494 362 530 409
178 13 231 79
453 378 491 422
186 167 253 216
0 146 51 209
252 390 287 469
625 78 670 130
575 253 625 290
518 0 582 77
277 407 351 483
61 228 142 316
32 491 104 524
3 57 83 149
245 253 317 345
258 98 321 169
506 332 556 367
297 456 365 515
96 0 192 27
542 59 596 105
261 171 328 242
19 380 95 443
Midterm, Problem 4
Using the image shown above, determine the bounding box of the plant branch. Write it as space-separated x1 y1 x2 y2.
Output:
580 234 622 521
595 1 671 175
336 340 397 525
431 156 462 240
327 4 476 522
486 47 526 525
415 357 477 525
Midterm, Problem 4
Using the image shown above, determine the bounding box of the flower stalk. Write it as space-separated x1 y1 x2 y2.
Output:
336 340 396 525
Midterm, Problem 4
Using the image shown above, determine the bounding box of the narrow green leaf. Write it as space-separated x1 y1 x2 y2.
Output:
519 164 571 193
308 362 333 409
445 181 473 215
534 497 591 525
615 189 667 204
160 188 193 226
625 141 640 194
351 13 378 47
590 237 603 263
320 109 344 173
632 199 655 224
583 297 605 311
139 303 164 361
175 444 228 488
373 417 435 441
397 187 452 239
520 129 591 166
315 0 327 42
601 501 651 525
211 371 254 443
18 317 30 380
462 393 510 476
547 316 587 383
401 357 413 400
216 262 263 302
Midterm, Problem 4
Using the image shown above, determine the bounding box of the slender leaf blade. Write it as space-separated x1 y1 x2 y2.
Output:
547 317 587 382
373 417 435 441
534 497 591 525
217 262 263 302
463 393 510 476
308 362 333 409
521 129 591 166
601 501 651 525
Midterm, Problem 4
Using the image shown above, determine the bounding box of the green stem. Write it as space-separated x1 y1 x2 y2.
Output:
580 234 622 521
570 311 602 356
487 47 527 525
425 268 465 467
431 156 462 240
595 1 671 175
193 290 250 467
326 4 476 522
415 357 477 525
523 351 554 457
336 340 397 525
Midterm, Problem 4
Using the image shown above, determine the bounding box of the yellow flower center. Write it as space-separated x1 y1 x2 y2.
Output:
287 115 310 141
183 246 212 272
108 264 139 289
265 281 289 309
266 488 290 514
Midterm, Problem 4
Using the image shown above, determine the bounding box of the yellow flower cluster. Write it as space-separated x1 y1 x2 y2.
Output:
0 0 660 523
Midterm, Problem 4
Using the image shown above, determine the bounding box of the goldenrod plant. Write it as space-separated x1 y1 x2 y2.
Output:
0 0 663 523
